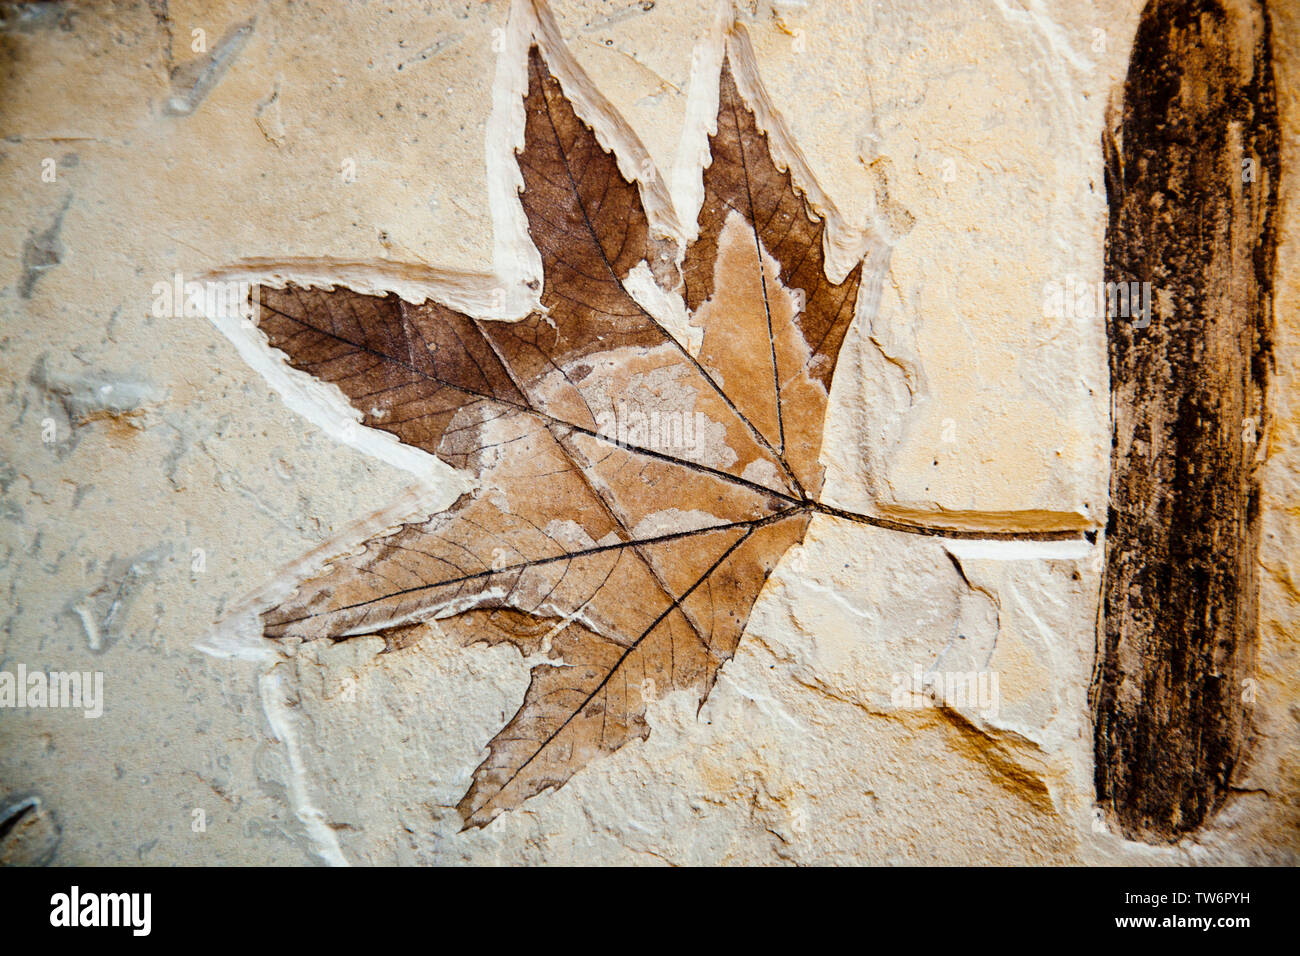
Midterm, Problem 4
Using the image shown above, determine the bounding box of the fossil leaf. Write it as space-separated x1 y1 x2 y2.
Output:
250 39 862 828
683 58 863 499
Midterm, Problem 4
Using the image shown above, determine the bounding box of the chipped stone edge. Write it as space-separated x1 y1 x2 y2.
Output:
259 667 349 866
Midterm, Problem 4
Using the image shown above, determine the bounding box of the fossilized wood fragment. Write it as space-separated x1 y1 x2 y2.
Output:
1093 0 1279 843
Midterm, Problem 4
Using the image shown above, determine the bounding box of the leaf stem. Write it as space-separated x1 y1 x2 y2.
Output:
805 500 1096 543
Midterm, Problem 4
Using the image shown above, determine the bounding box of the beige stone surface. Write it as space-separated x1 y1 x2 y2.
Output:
0 0 1295 864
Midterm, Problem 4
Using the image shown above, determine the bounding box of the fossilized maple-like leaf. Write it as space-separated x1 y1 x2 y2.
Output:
230 24 1069 829
254 41 857 827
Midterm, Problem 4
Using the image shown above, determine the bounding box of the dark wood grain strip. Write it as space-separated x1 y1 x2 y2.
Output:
1093 0 1279 843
